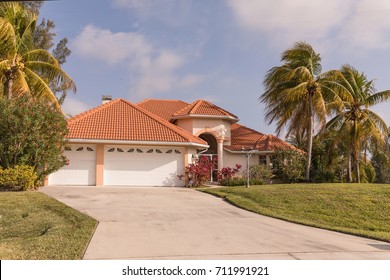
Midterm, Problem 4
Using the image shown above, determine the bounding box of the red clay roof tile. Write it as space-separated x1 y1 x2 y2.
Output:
67 99 207 145
225 123 299 152
137 99 189 121
172 100 238 120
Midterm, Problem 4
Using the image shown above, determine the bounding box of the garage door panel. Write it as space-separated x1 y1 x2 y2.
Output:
48 144 96 185
104 146 184 186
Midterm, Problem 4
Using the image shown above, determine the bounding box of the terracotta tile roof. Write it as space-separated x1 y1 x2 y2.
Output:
137 99 189 121
225 123 300 152
67 98 207 145
172 100 238 120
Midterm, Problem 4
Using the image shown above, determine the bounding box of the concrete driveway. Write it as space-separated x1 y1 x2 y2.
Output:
41 186 390 260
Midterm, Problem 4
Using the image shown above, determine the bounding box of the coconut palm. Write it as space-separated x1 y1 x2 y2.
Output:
326 65 390 183
0 2 75 109
261 42 342 181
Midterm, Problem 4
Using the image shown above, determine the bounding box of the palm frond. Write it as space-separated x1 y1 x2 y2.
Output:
24 67 61 110
366 90 390 106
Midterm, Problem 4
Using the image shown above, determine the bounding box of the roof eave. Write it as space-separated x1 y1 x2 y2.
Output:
67 138 209 148
223 147 274 154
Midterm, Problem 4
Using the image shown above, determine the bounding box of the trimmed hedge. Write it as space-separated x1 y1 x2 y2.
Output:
220 178 264 187
0 165 37 191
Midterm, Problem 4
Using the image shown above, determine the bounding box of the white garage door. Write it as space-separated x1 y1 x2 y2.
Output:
48 144 96 185
104 146 184 186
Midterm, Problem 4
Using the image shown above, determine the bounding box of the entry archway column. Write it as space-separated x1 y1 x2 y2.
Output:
217 139 224 171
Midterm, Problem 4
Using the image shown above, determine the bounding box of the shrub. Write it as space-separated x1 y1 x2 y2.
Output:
274 149 306 183
220 178 263 187
249 164 273 181
0 165 37 191
181 156 215 187
217 164 241 185
0 97 68 185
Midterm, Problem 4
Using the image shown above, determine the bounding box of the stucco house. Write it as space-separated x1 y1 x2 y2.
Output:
47 97 297 187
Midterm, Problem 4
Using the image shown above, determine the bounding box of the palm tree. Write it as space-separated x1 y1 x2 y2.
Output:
0 2 75 109
326 65 390 183
261 42 342 181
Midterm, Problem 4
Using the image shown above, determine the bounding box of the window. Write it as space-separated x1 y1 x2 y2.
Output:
147 149 153 153
259 155 267 165
76 147 84 152
166 149 172 154
156 149 162 153
128 148 134 153
137 149 143 153
108 148 115 152
117 148 124 152
64 146 72 151
174 150 181 154
87 147 94 152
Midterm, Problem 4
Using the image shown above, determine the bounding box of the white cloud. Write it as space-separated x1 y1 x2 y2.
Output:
61 97 91 117
340 0 390 49
227 0 351 43
72 25 152 65
72 25 203 97
227 0 390 50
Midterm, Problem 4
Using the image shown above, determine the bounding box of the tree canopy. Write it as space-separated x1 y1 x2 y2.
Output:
0 2 75 109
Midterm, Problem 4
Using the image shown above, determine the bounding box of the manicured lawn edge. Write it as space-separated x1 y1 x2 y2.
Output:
80 219 99 259
0 191 98 260
198 184 390 243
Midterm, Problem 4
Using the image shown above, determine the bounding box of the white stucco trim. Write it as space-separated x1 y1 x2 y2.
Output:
67 139 209 148
223 148 275 154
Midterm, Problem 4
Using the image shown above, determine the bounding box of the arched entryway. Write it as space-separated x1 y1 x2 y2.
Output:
198 133 219 182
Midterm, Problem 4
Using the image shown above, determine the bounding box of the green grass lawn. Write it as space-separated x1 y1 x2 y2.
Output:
0 191 97 260
200 183 390 242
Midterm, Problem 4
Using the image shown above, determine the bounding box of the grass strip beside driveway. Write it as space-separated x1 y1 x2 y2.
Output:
0 191 97 260
200 183 390 243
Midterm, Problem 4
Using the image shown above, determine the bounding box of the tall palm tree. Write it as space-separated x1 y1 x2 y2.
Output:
326 65 390 183
0 2 75 109
261 42 342 181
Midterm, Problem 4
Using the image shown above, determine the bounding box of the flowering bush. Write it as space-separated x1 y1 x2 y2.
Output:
217 164 241 185
0 97 68 185
180 156 215 187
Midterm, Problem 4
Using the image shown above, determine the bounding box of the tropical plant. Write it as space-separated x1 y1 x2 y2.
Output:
248 164 273 182
273 149 307 183
325 65 390 182
217 164 241 185
261 42 342 181
0 2 75 109
181 156 215 187
0 97 68 184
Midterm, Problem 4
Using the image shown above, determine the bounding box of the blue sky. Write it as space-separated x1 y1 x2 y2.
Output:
40 0 390 137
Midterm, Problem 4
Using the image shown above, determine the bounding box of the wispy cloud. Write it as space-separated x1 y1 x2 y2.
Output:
339 0 390 49
72 25 204 97
112 0 194 27
227 0 390 51
61 96 91 117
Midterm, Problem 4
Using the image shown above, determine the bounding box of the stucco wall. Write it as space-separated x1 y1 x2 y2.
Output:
223 150 259 174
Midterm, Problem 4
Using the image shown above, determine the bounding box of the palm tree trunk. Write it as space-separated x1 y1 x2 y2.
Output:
305 93 314 181
7 78 13 99
355 154 360 183
347 146 353 182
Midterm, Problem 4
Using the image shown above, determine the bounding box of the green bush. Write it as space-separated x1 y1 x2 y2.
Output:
249 164 273 181
220 178 263 187
0 165 37 191
0 97 68 185
274 149 306 183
